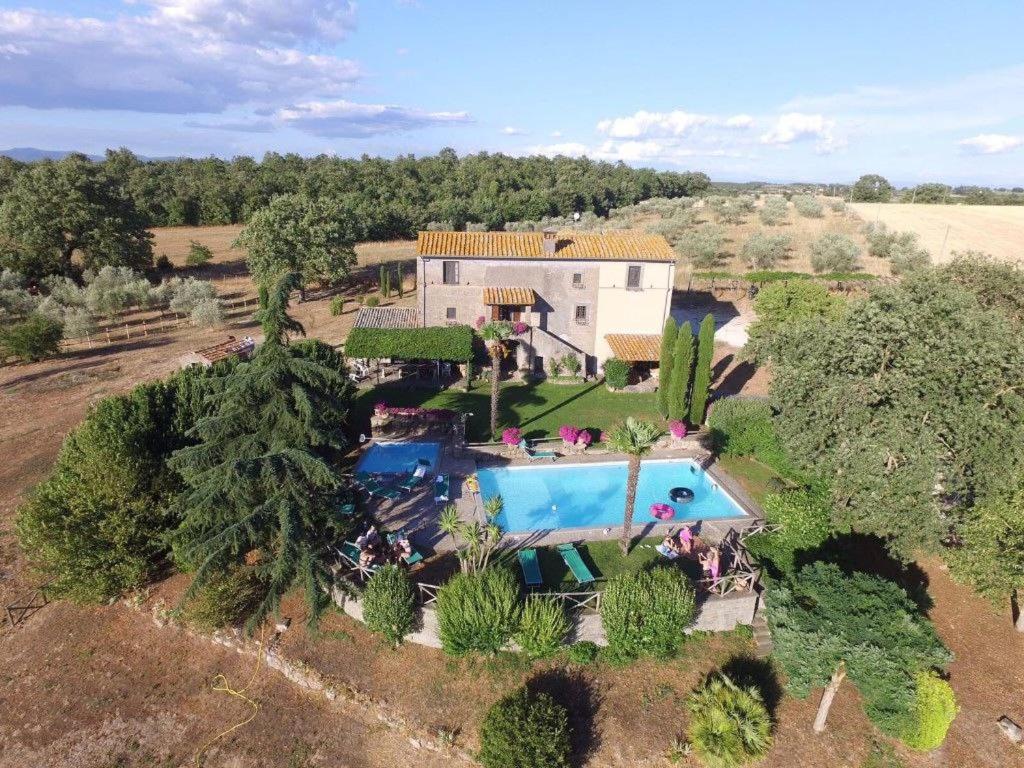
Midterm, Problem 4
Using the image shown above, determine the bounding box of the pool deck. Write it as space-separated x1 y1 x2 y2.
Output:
357 436 762 555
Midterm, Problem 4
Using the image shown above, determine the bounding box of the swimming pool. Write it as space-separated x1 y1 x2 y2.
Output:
357 441 441 475
477 459 746 533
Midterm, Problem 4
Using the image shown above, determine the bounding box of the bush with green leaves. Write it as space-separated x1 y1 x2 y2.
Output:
435 567 521 656
863 222 893 258
186 240 214 267
83 266 151 317
767 562 951 739
170 277 217 315
745 280 845 363
478 686 570 768
677 224 725 268
548 356 564 376
809 233 861 273
514 596 570 658
792 195 824 218
758 197 788 226
900 672 958 751
888 233 931 275
562 353 582 377
329 295 345 316
686 673 772 768
707 397 790 473
16 381 185 601
828 199 846 213
603 357 630 389
601 567 695 663
190 297 223 327
566 641 599 665
179 567 264 631
0 313 63 361
362 564 416 646
741 232 791 269
744 487 832 574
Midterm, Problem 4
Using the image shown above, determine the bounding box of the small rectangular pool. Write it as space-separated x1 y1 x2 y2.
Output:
357 441 441 475
477 459 746 533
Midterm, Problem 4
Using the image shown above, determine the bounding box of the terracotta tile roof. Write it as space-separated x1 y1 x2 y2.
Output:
416 230 675 262
353 306 420 329
181 336 256 367
605 333 662 362
481 286 537 306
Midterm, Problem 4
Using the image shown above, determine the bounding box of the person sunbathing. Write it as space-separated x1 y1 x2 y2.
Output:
657 533 683 560
677 525 694 554
392 536 413 560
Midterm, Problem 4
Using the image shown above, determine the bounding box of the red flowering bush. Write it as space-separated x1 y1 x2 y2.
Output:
502 427 522 446
558 425 580 444
669 420 688 439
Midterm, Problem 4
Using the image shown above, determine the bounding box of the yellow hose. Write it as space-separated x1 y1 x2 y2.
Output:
194 626 265 767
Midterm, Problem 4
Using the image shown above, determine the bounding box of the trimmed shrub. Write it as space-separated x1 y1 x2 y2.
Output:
601 567 696 663
686 673 772 768
363 564 416 646
689 313 715 426
744 487 832 574
566 641 599 665
345 325 474 361
435 568 521 656
603 357 630 389
707 397 787 466
809 233 861 273
478 687 571 768
758 197 788 226
186 241 213 267
668 322 694 422
0 313 62 361
329 295 346 316
364 294 380 307
792 195 824 218
180 567 263 631
562 353 582 377
741 232 791 269
900 672 958 751
514 596 570 658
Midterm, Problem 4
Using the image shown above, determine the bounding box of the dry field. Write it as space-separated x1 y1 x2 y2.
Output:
848 203 1024 264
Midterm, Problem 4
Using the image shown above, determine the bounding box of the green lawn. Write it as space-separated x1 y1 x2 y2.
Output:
353 380 660 442
499 537 702 590
715 455 792 505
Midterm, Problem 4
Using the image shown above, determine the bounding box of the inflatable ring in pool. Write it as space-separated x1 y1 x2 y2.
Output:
650 503 675 520
669 487 695 503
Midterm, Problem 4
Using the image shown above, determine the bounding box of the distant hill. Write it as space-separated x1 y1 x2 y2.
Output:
0 147 104 162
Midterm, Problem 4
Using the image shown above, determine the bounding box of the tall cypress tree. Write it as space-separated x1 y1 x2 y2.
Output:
689 313 715 426
668 322 694 421
170 272 355 631
656 317 678 418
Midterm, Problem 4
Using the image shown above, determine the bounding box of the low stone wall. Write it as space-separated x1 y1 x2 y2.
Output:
332 586 759 649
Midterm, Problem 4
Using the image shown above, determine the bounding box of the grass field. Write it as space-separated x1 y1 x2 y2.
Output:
848 203 1024 264
353 380 661 441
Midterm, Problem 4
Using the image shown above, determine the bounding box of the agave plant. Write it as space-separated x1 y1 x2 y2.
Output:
686 673 772 768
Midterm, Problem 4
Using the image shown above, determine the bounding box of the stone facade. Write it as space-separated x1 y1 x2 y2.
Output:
417 254 674 375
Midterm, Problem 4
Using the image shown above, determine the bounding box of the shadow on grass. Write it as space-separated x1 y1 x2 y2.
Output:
526 668 602 768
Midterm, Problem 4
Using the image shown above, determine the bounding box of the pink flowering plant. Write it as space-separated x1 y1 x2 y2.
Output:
475 315 486 329
374 402 389 417
512 321 529 336
558 425 580 444
576 429 593 446
669 420 688 439
375 404 457 422
502 427 522 446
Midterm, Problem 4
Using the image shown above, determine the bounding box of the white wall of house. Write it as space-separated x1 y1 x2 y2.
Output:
593 261 675 363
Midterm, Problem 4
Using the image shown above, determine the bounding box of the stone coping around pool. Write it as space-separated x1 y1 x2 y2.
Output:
332 582 759 649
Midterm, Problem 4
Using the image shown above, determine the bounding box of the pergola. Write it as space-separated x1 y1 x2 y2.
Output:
604 333 662 363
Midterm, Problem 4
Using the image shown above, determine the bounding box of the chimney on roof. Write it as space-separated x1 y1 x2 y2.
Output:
542 227 557 254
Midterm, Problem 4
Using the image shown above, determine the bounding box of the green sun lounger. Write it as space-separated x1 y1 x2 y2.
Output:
434 474 450 502
398 460 430 492
386 531 425 567
557 543 595 585
518 438 556 461
518 548 543 587
337 541 362 567
338 502 356 517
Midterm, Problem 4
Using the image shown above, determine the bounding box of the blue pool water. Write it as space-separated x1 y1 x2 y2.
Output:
357 441 441 474
477 459 746 533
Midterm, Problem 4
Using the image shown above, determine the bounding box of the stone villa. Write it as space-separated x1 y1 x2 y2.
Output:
414 229 676 377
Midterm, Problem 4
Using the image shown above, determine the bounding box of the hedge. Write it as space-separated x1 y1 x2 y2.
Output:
344 325 474 361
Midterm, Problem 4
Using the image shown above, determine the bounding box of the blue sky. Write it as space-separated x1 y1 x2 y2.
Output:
1 0 1023 185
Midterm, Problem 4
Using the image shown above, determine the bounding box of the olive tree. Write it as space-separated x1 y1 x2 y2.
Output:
809 233 861 273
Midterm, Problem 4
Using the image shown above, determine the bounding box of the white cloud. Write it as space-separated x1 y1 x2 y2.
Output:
597 109 711 138
0 8 360 113
524 142 588 158
525 139 737 165
277 99 471 137
500 126 526 136
760 112 844 154
145 0 358 45
550 130 563 138
723 114 754 129
958 133 1024 155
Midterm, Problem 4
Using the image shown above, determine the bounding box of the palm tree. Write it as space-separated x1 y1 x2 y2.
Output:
479 320 515 438
606 417 663 554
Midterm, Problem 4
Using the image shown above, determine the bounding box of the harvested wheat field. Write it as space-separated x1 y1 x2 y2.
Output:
848 203 1024 264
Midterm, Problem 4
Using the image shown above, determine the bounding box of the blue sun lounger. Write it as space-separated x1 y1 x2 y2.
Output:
557 543 595 585
518 548 543 588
